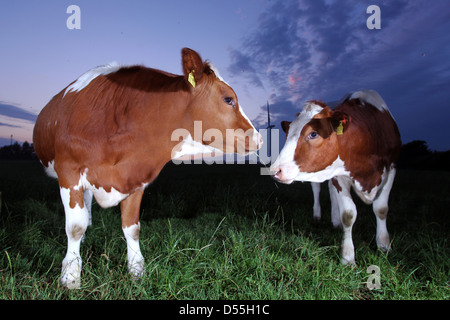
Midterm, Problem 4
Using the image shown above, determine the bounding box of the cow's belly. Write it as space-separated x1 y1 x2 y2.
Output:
92 187 129 208
352 165 392 204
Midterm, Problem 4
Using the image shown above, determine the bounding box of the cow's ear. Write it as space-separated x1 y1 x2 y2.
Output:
331 111 350 135
182 48 204 88
281 121 291 134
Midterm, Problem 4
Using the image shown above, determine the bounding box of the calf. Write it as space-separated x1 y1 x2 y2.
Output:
271 90 401 264
33 48 262 288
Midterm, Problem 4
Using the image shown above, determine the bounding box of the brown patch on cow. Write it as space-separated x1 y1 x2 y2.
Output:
69 188 84 209
341 210 355 227
281 121 291 135
375 207 388 220
331 178 342 192
130 225 140 241
70 224 85 241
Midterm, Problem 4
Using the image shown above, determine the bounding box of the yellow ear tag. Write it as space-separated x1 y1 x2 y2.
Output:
188 70 196 88
336 121 344 135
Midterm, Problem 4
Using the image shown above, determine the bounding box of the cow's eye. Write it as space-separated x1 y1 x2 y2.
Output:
307 131 319 140
224 97 235 107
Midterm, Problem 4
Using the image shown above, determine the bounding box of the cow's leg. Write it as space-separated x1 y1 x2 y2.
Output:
83 189 93 227
372 168 396 253
60 186 90 289
120 188 145 278
311 182 322 221
333 177 357 265
328 179 341 228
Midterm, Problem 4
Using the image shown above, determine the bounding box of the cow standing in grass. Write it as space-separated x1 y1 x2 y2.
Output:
270 90 401 264
33 48 262 289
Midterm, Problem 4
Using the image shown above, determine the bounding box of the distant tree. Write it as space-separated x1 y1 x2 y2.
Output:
401 140 432 158
0 141 36 160
398 140 449 171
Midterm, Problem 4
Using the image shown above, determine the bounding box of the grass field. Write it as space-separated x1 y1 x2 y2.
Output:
0 160 448 300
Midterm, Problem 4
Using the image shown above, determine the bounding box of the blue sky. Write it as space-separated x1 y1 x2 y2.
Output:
1 0 450 151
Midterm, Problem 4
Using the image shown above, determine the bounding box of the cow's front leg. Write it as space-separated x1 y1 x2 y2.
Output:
60 186 90 289
333 177 357 265
120 188 145 278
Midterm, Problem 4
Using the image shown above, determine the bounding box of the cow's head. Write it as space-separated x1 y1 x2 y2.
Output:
270 101 349 184
180 48 262 156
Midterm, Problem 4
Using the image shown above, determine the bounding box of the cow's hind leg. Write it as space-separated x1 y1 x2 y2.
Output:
373 168 396 253
60 186 90 289
120 189 145 278
83 189 93 227
333 177 357 265
311 182 322 221
329 179 342 228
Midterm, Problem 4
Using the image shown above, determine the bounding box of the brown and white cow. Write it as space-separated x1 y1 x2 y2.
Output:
270 90 401 264
33 48 262 288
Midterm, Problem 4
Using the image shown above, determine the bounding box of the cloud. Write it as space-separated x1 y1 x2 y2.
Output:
229 0 450 150
0 122 21 128
0 102 38 122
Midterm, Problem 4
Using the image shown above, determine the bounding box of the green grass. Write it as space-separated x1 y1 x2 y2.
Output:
0 160 448 299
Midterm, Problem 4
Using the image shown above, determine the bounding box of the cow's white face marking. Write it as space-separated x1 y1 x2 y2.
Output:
270 102 324 183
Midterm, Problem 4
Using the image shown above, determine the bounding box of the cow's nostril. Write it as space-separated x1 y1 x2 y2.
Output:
272 168 282 180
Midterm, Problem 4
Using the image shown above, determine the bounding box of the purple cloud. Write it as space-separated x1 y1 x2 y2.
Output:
228 0 450 150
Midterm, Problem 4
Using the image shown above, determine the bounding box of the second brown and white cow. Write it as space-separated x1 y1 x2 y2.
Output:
33 48 262 288
270 90 401 264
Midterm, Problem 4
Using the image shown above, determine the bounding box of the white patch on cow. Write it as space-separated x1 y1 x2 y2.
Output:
122 223 145 278
349 89 395 120
60 186 90 289
92 186 128 208
295 156 350 183
330 176 358 265
209 63 229 86
72 168 129 208
64 62 121 97
237 103 263 150
350 90 387 112
270 102 324 182
43 160 58 179
372 166 396 252
171 133 223 160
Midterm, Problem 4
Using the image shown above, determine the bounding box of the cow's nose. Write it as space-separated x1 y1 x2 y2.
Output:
270 167 282 180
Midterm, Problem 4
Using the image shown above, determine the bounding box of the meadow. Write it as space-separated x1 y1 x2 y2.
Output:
0 160 448 300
